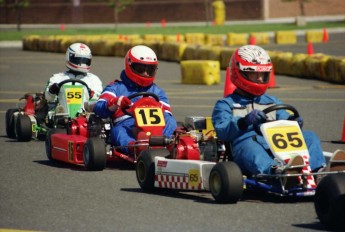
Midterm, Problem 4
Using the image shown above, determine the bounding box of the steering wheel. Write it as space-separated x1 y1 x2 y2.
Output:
122 92 160 116
262 104 300 120
57 79 93 99
253 104 300 134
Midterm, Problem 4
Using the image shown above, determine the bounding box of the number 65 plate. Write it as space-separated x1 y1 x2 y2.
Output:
260 120 309 160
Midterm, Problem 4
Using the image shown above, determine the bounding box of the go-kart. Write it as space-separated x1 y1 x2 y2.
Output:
135 104 345 205
5 79 92 142
45 92 197 171
5 92 48 141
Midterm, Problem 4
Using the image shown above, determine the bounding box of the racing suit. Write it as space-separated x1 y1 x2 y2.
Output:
45 70 103 106
93 70 177 150
212 92 326 175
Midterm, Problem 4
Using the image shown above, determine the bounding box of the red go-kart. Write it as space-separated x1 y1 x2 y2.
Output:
45 92 218 171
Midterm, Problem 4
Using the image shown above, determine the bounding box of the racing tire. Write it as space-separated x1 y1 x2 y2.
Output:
5 108 18 139
83 137 106 171
136 148 170 192
314 174 345 230
45 128 66 161
209 161 243 204
16 114 32 142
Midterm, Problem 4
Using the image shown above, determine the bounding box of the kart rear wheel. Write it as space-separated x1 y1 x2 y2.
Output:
314 174 345 230
136 148 170 192
16 114 32 142
83 137 106 171
209 161 243 204
45 128 66 160
5 108 18 139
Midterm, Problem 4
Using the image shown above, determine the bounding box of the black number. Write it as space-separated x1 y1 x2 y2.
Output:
272 132 303 149
150 109 161 124
138 109 147 124
287 132 303 148
67 92 74 99
272 133 287 149
75 92 82 99
67 91 82 99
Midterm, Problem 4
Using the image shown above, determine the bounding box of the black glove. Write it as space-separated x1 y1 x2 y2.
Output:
238 110 267 130
48 83 60 95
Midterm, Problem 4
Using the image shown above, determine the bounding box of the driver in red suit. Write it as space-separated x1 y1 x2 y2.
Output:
93 45 177 153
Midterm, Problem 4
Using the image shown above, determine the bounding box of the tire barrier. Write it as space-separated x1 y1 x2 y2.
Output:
180 60 220 85
22 32 345 84
275 31 297 44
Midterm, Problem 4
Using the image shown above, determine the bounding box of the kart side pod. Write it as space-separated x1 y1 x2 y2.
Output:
50 134 87 164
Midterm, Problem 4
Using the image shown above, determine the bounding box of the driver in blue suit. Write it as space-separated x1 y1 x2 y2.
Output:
212 45 327 177
93 45 177 153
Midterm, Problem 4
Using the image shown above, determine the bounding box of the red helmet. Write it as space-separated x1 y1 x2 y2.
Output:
230 45 272 96
125 45 158 87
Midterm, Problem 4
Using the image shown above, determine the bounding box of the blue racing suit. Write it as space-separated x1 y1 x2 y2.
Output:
94 71 177 150
212 92 326 175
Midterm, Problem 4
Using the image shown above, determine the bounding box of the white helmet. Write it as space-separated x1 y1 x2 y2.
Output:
66 43 92 73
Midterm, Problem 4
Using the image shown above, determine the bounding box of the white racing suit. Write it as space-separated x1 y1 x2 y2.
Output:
45 70 103 112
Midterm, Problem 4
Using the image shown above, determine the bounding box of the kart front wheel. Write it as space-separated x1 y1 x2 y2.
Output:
136 148 170 192
209 161 243 204
314 173 345 230
83 137 106 171
5 108 18 139
16 114 32 142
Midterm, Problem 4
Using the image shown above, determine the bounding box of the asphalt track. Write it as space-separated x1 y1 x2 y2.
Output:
0 35 345 232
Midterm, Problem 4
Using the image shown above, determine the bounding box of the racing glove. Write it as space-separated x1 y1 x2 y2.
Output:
107 96 131 112
289 115 304 128
48 83 60 95
238 109 267 130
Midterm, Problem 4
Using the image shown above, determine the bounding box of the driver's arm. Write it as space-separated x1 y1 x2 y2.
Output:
44 73 68 102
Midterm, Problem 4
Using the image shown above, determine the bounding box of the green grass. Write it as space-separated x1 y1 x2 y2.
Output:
1 21 344 41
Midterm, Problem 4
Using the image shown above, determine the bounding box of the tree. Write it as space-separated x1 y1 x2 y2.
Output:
108 0 134 30
1 0 30 31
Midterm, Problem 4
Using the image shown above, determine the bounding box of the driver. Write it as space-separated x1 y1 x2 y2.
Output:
212 45 331 180
45 42 103 111
93 45 177 153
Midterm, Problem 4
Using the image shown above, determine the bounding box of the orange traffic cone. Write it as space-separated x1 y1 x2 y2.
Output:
332 116 345 144
322 28 329 43
176 33 181 43
223 67 236 97
307 42 314 55
249 35 256 45
161 18 166 28
268 66 278 88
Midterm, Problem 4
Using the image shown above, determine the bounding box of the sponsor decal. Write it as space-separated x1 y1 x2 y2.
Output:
157 160 168 168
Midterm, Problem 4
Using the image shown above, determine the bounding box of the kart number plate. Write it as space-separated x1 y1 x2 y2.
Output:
64 86 84 104
135 107 165 127
265 125 307 153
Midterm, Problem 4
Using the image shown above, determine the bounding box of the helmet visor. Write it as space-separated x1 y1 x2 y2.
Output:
69 54 91 66
130 63 157 77
241 71 270 84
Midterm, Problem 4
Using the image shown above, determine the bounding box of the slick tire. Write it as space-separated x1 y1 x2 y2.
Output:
83 137 106 171
209 161 243 204
5 108 18 139
314 173 345 230
136 148 170 192
16 114 32 142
